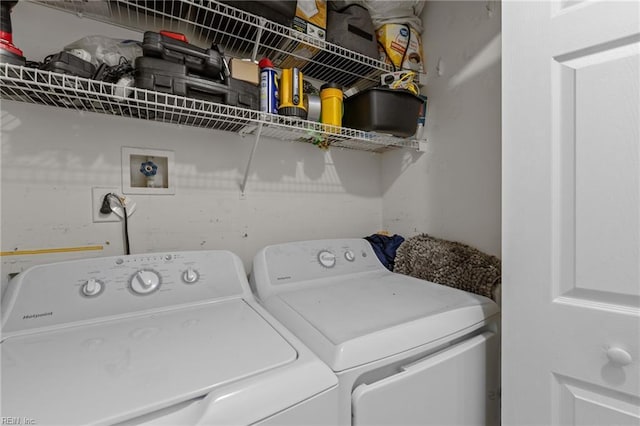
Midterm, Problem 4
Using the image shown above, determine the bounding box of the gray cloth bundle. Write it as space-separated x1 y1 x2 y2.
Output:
394 234 501 300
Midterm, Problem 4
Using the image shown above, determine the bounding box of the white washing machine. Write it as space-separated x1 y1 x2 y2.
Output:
1 250 338 425
251 239 501 426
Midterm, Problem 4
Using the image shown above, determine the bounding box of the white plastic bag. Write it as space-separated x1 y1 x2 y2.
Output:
361 0 425 33
64 35 142 67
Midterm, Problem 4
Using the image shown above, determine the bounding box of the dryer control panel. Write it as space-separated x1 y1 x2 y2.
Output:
1 250 249 337
251 239 386 299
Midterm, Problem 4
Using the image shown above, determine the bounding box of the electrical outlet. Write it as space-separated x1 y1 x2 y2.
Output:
92 187 121 223
92 187 137 222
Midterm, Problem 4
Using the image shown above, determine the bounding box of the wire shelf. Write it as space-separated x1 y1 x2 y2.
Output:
33 0 394 91
0 64 418 152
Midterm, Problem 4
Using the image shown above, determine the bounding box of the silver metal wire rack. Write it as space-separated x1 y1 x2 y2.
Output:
0 64 418 154
33 0 395 91
5 2 422 193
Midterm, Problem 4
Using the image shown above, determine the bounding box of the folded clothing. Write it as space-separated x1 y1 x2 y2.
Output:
364 233 405 271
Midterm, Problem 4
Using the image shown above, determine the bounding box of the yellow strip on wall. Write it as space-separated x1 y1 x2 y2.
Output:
0 245 104 256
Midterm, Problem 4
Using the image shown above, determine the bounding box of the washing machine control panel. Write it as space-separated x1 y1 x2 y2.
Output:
2 250 249 336
257 239 385 290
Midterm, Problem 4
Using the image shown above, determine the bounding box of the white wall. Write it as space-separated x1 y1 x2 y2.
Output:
381 1 501 257
1 2 383 292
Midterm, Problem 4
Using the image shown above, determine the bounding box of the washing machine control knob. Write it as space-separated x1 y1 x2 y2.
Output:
318 250 337 268
131 270 161 294
182 268 199 284
344 250 355 262
82 278 103 297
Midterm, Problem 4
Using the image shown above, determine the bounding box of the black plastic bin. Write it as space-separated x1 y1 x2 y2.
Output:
343 87 422 137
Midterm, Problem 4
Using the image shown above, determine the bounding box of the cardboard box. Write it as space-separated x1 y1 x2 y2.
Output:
230 58 259 86
273 0 327 70
293 0 327 40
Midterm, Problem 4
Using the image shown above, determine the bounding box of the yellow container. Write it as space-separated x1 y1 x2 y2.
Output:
278 67 307 118
320 83 343 130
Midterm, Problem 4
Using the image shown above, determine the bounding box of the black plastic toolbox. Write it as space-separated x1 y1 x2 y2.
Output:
134 57 258 110
39 51 96 79
343 87 423 137
142 31 224 79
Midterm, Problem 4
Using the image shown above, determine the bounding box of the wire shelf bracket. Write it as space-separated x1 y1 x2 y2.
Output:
240 122 263 195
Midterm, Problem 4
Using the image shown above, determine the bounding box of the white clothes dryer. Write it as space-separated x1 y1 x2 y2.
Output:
251 238 501 426
1 250 338 426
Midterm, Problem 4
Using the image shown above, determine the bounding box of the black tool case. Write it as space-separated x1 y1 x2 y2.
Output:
134 57 258 110
39 51 96 79
142 31 224 79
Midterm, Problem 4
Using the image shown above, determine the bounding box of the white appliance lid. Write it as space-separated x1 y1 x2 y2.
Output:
270 272 499 371
1 299 297 425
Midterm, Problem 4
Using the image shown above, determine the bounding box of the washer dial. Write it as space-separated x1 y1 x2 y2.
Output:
81 278 104 297
317 250 337 268
130 270 161 294
344 250 356 262
182 267 199 284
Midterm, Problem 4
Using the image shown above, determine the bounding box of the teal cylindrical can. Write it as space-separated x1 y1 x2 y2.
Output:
259 58 278 114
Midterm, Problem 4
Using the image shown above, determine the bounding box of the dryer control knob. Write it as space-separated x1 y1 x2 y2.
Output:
182 268 199 284
131 270 161 294
318 250 337 268
344 250 355 262
82 278 103 297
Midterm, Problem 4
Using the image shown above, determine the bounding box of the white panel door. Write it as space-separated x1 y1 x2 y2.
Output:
503 1 640 425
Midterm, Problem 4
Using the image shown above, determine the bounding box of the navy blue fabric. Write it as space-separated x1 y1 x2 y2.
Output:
364 234 405 270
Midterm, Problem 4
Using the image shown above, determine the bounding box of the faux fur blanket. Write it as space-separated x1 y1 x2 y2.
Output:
394 234 501 300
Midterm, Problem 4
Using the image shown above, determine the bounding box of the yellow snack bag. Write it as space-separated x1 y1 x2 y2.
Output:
376 24 424 72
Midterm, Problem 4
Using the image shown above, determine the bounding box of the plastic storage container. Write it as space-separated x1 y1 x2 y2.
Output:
342 88 422 137
320 83 343 128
